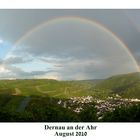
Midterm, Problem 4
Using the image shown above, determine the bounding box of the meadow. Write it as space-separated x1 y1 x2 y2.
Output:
0 72 140 122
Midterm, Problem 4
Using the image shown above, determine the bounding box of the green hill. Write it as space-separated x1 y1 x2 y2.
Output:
95 72 140 98
0 73 140 121
0 72 140 99
0 79 96 98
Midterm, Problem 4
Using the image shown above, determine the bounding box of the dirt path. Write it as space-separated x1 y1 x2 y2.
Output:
36 85 90 98
13 88 21 95
17 96 31 112
35 85 56 94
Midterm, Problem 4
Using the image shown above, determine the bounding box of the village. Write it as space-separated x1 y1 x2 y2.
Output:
57 94 140 120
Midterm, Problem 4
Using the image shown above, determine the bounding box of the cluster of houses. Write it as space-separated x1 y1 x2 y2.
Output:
58 96 93 113
57 95 140 120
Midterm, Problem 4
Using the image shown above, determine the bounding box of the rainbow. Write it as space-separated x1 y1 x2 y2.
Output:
9 16 140 71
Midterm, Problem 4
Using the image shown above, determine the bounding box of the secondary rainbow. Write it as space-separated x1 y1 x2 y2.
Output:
10 16 140 71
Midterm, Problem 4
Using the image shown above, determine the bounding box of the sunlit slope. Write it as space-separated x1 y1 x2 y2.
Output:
1 72 140 99
95 72 140 98
0 79 96 98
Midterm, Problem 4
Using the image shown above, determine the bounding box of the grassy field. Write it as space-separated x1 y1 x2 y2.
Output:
1 72 140 99
0 72 140 122
0 79 109 115
0 79 99 98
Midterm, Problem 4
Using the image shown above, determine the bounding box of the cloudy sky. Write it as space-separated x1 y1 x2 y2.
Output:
0 10 140 80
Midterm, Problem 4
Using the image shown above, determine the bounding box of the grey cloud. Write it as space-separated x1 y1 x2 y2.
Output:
0 64 52 79
0 59 2 64
40 56 137 80
1 10 140 57
3 56 33 65
9 21 138 79
0 10 140 79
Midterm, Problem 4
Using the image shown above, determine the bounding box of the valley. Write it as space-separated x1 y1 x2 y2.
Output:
0 72 140 122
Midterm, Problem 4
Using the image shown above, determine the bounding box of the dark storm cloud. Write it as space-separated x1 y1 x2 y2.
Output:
1 9 140 58
1 10 140 55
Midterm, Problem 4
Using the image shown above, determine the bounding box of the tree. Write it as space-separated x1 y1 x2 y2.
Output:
79 105 97 122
